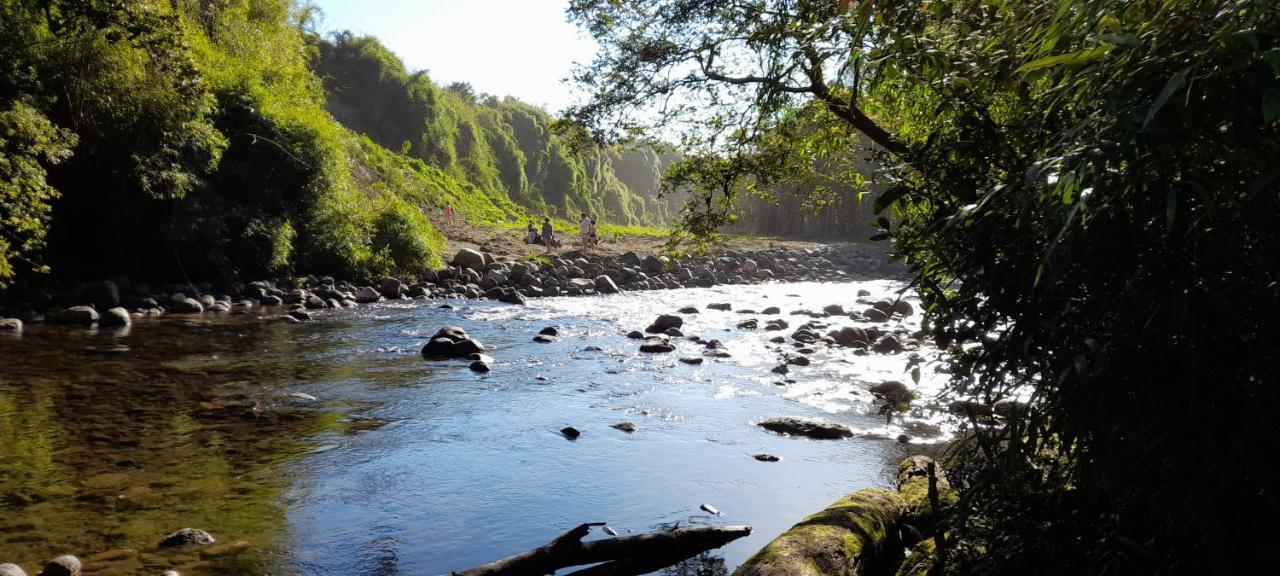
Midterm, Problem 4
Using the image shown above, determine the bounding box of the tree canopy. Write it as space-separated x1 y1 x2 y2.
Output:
569 0 1280 573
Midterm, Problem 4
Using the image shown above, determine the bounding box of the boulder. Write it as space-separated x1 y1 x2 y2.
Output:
0 318 22 331
99 307 131 328
872 334 903 354
355 286 382 304
707 303 732 311
761 306 781 315
737 319 759 330
452 248 487 271
421 337 456 357
757 417 853 440
892 300 914 317
499 291 527 305
869 380 911 399
753 454 781 462
0 564 26 576
822 304 846 316
641 254 665 273
863 307 890 322
539 327 559 337
379 277 403 299
679 357 705 365
420 326 485 359
80 280 120 310
159 528 215 548
594 275 621 294
646 314 683 333
560 426 581 439
469 360 491 373
626 330 645 339
678 306 699 314
639 336 675 353
48 306 98 325
38 555 80 576
533 334 556 343
834 326 870 347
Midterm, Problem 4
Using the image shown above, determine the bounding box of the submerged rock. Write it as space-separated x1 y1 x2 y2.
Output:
707 303 732 311
560 426 581 439
539 326 559 337
679 357 704 365
469 360 491 373
753 454 781 462
758 417 854 440
159 528 215 549
611 422 637 433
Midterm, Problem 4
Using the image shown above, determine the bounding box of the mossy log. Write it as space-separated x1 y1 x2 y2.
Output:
734 456 952 576
733 489 904 576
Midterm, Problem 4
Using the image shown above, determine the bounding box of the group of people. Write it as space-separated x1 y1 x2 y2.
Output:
524 213 599 253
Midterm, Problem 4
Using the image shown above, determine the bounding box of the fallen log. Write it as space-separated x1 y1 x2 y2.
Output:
452 523 752 576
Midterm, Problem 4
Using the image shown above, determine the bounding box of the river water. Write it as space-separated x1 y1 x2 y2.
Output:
0 279 950 575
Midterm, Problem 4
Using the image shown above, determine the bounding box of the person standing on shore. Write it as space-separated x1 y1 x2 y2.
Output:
579 212 592 251
541 217 556 253
444 203 454 223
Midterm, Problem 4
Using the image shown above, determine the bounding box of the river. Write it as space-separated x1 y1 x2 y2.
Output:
0 279 950 575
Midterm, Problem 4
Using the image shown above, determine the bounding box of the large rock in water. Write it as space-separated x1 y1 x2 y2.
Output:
452 248 487 271
48 306 98 325
421 326 485 359
639 336 675 353
594 275 620 294
757 417 853 440
99 307 131 328
354 286 382 304
645 314 684 333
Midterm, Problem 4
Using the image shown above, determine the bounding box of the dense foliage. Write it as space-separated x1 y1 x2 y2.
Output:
0 0 449 286
569 0 1280 573
310 32 684 226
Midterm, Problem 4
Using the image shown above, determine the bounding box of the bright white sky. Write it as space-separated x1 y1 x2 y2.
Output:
312 0 598 112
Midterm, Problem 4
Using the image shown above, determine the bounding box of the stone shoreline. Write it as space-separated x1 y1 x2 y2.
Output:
0 244 903 332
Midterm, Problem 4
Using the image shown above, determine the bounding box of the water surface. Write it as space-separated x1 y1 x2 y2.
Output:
0 280 947 574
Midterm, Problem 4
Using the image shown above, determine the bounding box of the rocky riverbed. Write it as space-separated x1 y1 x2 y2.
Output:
0 244 972 575
0 244 899 332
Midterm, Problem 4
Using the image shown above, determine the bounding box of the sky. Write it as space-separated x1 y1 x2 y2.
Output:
312 0 598 112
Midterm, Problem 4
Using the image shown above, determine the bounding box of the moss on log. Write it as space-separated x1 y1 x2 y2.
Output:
733 488 904 576
734 456 954 576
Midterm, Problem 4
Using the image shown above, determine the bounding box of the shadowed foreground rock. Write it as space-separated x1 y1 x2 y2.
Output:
733 456 950 576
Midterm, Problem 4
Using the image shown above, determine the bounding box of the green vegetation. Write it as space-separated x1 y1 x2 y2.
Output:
310 32 683 227
0 0 458 284
569 0 1280 573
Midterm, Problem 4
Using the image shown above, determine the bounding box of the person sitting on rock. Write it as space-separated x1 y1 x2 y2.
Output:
541 217 556 253
524 221 538 244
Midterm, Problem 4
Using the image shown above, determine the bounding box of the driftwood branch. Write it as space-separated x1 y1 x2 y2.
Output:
451 524 752 576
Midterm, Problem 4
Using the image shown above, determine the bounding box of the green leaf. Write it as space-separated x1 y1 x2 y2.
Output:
1016 45 1114 74
1144 67 1191 130
874 186 907 213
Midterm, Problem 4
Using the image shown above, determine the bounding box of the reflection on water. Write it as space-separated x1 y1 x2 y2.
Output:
0 280 941 574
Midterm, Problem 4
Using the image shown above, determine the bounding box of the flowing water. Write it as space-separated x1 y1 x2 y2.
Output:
0 280 951 575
